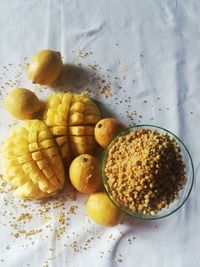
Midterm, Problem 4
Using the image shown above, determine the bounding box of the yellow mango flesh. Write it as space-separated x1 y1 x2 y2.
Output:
1 120 65 199
43 93 101 162
68 126 94 136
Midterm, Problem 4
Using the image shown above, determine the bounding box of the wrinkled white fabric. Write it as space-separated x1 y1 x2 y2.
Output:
0 1 200 266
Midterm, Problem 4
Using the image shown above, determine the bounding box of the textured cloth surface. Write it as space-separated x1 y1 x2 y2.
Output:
0 1 199 267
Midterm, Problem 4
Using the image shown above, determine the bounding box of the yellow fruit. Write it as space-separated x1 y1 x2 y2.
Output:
83 114 100 125
69 136 95 145
94 118 123 148
5 88 41 120
43 93 72 128
14 180 39 199
43 93 101 162
71 143 95 156
86 192 121 226
1 120 65 199
69 154 101 194
69 95 100 126
84 105 100 115
55 136 68 146
68 112 84 125
68 126 94 136
60 143 71 162
18 154 33 164
27 49 63 85
50 126 66 136
68 113 100 125
69 136 96 156
12 173 30 187
70 101 85 113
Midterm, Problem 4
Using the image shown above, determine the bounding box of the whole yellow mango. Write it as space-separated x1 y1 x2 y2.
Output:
69 154 101 193
86 192 121 226
27 49 63 85
5 88 42 120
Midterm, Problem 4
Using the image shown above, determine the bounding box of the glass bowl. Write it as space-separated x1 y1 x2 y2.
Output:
100 125 194 220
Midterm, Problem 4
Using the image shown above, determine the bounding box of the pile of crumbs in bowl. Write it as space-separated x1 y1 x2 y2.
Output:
105 128 187 215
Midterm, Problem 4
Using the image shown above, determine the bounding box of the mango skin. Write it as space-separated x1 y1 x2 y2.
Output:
27 49 63 85
69 154 101 194
86 192 121 226
94 118 123 148
5 88 41 120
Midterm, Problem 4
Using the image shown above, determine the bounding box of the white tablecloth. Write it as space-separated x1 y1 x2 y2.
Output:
0 1 199 266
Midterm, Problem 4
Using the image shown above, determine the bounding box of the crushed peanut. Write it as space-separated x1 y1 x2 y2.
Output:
105 128 186 215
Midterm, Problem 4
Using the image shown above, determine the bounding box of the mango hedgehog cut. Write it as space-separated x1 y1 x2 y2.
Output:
1 119 65 199
43 93 101 159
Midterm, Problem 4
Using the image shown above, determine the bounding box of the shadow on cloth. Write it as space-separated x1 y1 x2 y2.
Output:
50 63 94 92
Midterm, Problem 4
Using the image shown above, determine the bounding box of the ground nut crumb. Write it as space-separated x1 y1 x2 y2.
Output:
105 128 187 215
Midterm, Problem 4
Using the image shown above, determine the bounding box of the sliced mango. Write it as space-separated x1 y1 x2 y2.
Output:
28 131 38 143
62 93 74 104
69 113 100 126
69 135 96 145
14 126 28 137
84 104 100 116
1 119 65 199
29 142 40 152
39 139 56 149
44 147 59 157
6 165 25 177
54 114 66 125
44 93 73 127
2 158 20 167
28 164 56 192
48 94 61 107
68 126 94 136
55 136 68 146
50 126 66 136
17 154 32 165
14 180 39 199
40 150 65 186
38 130 52 142
70 142 96 156
2 150 16 159
69 112 84 125
45 117 55 127
31 151 43 161
13 137 29 147
70 94 89 104
83 114 100 125
70 101 85 113
60 142 71 161
11 173 30 187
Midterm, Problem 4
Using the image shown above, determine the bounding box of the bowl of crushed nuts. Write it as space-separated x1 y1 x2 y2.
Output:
101 125 194 220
